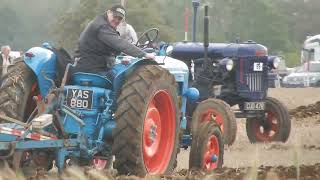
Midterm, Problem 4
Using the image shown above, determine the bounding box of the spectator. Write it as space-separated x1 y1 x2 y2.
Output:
117 21 138 44
0 45 13 78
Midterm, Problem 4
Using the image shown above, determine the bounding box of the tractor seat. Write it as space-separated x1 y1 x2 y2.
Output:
72 72 113 89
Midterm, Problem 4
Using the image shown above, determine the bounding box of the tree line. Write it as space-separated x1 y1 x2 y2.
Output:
1 0 319 67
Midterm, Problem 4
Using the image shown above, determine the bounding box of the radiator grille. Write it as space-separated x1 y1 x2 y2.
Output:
245 73 263 92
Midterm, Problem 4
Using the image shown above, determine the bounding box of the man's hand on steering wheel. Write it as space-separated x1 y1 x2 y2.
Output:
136 28 159 49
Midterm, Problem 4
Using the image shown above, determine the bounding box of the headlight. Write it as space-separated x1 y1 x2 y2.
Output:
273 57 281 69
226 59 234 71
219 58 234 72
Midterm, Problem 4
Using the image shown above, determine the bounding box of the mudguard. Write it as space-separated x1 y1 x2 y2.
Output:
24 46 57 98
112 59 158 97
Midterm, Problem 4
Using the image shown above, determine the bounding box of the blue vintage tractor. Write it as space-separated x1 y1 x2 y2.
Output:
0 29 225 175
169 5 291 145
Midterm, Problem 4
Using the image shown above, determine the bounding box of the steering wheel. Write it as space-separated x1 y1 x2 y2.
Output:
136 28 159 48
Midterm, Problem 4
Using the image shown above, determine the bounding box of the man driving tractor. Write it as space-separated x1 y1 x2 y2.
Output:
73 5 155 74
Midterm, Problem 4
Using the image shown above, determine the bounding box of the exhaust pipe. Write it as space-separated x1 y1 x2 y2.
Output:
192 0 200 42
204 5 210 69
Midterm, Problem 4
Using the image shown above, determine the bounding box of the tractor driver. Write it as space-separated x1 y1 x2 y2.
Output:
73 5 155 76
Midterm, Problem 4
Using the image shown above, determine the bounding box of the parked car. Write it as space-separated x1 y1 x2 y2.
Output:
268 56 292 88
282 61 320 87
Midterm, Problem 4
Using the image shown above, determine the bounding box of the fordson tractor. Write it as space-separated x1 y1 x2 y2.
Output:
0 28 226 176
169 5 291 145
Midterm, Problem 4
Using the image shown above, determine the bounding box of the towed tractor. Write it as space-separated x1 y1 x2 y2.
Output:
0 28 226 175
169 4 291 145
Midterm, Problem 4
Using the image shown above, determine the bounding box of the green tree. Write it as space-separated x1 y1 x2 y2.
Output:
0 6 21 47
0 0 316 67
52 0 105 50
206 0 293 52
52 0 177 50
0 0 78 50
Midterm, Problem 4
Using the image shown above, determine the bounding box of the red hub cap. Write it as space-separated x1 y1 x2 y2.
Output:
93 157 108 170
200 109 224 133
253 110 279 142
203 135 220 171
142 90 176 174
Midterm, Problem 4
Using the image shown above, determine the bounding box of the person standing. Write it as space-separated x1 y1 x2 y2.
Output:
117 21 138 44
0 45 13 78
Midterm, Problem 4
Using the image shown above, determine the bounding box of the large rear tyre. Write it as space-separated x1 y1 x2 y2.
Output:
189 121 223 172
191 98 237 145
0 61 38 121
0 62 52 172
113 65 180 176
246 97 291 143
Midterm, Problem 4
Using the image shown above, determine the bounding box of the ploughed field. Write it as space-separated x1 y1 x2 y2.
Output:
2 88 320 180
176 87 320 179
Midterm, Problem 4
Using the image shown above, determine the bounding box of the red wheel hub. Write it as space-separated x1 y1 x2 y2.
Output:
142 90 176 174
253 110 279 142
203 135 220 171
144 103 162 158
93 157 108 170
200 109 224 133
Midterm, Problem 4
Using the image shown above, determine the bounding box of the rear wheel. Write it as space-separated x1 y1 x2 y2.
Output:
113 65 180 176
191 99 237 145
246 97 291 143
0 61 38 121
0 62 53 172
189 121 223 172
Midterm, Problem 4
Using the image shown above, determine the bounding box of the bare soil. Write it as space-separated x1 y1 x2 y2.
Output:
3 88 320 179
176 87 320 179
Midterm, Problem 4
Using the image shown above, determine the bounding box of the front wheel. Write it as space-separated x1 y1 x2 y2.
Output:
190 99 237 145
113 65 180 176
189 121 224 172
246 97 291 143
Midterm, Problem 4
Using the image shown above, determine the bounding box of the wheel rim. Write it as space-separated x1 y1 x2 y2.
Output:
142 90 176 174
200 109 224 133
93 158 108 170
252 110 280 142
203 135 220 171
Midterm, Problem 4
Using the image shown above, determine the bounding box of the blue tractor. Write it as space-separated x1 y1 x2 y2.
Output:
0 28 226 175
169 5 291 145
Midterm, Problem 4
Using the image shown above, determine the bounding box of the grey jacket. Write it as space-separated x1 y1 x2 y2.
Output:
74 13 146 73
